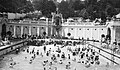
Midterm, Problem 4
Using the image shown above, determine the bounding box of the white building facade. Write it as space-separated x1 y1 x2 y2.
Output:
0 17 120 44
61 21 108 41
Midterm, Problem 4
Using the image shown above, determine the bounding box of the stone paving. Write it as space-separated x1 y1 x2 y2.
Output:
0 44 120 70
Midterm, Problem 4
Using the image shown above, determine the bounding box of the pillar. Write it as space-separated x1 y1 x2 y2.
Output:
111 27 116 44
110 26 116 65
46 26 48 36
0 24 2 39
74 28 77 39
62 27 64 37
37 26 39 36
13 25 16 37
51 27 53 36
46 18 48 24
63 28 65 37
29 26 31 35
97 28 100 41
83 28 85 39
62 18 64 23
21 26 23 37
65 27 69 37
98 28 101 41
46 18 48 36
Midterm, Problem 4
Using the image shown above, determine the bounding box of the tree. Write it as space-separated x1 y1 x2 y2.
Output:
32 0 43 10
0 0 34 13
72 0 85 11
33 0 56 17
18 1 34 13
58 1 74 18
87 0 97 5
115 0 120 8
106 5 118 17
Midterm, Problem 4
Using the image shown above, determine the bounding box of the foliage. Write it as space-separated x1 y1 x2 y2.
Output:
58 1 75 18
83 0 119 20
0 0 119 20
72 0 85 11
0 0 34 13
58 0 119 19
33 0 56 18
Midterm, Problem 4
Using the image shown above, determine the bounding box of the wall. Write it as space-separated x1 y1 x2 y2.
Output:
7 24 53 37
115 27 120 42
0 24 2 39
63 27 107 41
0 39 28 56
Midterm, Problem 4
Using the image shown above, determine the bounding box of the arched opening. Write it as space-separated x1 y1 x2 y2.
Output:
1 24 6 40
107 27 111 40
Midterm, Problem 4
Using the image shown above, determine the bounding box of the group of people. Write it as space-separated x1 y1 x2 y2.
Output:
0 37 11 46
19 39 101 70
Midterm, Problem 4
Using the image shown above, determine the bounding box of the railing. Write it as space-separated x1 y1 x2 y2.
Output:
0 39 28 56
88 43 120 65
61 21 110 26
8 20 54 25
62 21 94 26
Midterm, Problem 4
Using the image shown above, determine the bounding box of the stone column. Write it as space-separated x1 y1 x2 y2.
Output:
74 28 77 39
46 26 48 36
21 26 23 37
29 26 31 35
0 24 2 39
46 18 48 36
37 26 39 36
13 25 16 37
83 28 85 39
51 27 53 36
110 26 116 65
62 27 66 37
111 27 116 44
62 27 64 37
97 28 100 41
66 27 69 37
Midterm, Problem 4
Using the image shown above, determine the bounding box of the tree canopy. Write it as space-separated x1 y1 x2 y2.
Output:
58 0 75 18
0 0 34 13
0 0 120 20
33 0 56 18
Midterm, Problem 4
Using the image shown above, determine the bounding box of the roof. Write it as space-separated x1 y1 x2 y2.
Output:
116 13 120 18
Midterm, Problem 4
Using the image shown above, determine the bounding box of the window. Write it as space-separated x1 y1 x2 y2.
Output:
87 29 89 30
102 29 103 30
71 28 73 30
79 29 81 30
95 29 96 30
